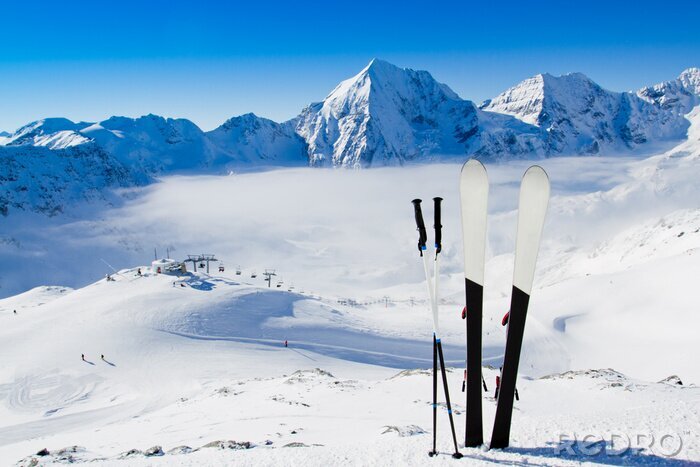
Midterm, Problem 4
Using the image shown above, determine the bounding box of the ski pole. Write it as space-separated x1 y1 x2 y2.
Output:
433 197 461 459
412 198 462 459
413 199 438 457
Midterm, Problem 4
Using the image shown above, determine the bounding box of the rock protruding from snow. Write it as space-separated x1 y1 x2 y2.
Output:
638 68 700 115
482 72 689 155
207 113 308 166
659 375 684 386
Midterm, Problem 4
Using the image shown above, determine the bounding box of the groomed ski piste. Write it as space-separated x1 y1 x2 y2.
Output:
2 116 700 465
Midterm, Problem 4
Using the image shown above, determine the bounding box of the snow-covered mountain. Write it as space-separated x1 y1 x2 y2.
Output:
637 67 700 114
0 115 219 216
0 114 310 215
207 113 308 166
481 72 690 155
0 143 140 217
3 115 219 174
294 59 543 167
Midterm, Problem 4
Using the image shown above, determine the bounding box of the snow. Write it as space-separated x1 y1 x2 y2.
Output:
294 59 548 167
638 67 700 114
1 268 698 465
483 72 689 155
206 113 307 166
1 110 700 464
2 64 700 465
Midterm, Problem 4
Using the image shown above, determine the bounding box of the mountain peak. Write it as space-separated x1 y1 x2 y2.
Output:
362 58 399 75
679 67 700 93
484 70 687 154
637 67 700 113
296 59 476 167
679 67 700 79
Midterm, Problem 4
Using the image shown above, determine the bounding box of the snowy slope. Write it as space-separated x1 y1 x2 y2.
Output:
79 115 219 173
1 267 698 465
0 143 141 216
2 118 92 149
481 72 689 155
638 67 700 114
206 113 308 166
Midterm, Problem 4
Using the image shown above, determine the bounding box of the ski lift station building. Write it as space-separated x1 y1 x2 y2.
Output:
151 258 186 275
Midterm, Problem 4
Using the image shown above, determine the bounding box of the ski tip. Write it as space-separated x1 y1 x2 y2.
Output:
523 165 549 182
521 165 551 199
460 158 487 174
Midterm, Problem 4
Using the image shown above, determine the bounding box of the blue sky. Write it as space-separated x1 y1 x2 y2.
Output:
1 0 699 132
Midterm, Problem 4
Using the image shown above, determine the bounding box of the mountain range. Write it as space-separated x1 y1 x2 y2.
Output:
1 60 699 215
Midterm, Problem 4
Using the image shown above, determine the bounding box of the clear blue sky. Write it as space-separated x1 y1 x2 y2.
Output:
1 0 698 132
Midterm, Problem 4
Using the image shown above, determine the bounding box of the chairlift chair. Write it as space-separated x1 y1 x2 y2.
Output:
236 265 242 275
251 270 257 278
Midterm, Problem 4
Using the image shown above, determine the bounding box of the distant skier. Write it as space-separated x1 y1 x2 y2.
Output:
81 354 85 361
137 268 142 276
284 340 288 348
101 354 105 360
13 309 17 315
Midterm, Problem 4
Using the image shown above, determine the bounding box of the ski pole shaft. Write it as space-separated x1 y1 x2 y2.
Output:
437 340 463 459
429 334 438 457
421 253 438 334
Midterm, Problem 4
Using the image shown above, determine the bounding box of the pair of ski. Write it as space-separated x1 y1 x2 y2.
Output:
411 197 463 459
460 159 550 449
412 160 549 456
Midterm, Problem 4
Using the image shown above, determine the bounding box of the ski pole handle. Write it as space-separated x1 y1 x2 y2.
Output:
412 199 427 255
433 197 443 254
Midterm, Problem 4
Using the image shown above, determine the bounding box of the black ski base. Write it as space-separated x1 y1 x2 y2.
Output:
490 285 530 449
464 277 484 447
